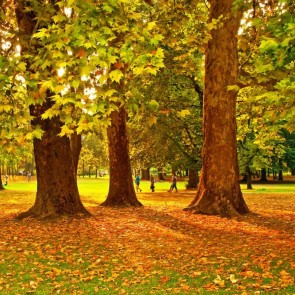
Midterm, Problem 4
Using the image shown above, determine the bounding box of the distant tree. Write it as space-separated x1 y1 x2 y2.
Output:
282 130 295 175
236 0 294 184
80 132 109 177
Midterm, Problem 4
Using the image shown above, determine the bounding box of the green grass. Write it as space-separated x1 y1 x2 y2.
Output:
3 176 295 211
5 176 295 197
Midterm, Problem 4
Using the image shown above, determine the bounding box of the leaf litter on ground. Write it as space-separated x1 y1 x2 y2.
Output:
0 189 294 294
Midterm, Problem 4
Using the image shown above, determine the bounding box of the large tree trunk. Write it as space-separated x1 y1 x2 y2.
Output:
185 0 249 217
17 100 89 219
101 106 142 207
70 133 82 178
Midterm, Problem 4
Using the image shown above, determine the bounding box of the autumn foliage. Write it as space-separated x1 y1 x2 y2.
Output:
0 187 294 294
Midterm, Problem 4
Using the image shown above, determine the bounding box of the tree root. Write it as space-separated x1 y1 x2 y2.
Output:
15 206 91 221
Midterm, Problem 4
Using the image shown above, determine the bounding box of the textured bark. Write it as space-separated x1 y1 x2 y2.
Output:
101 106 142 207
70 133 82 178
14 1 89 219
17 100 89 219
186 0 250 217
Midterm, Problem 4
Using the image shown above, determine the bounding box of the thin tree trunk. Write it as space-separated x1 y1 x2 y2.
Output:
187 168 199 189
0 167 4 190
185 0 249 216
260 168 268 182
246 165 253 190
158 168 165 181
101 106 142 207
278 158 283 181
141 168 150 180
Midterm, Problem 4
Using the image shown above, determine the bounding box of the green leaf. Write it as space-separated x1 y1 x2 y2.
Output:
18 62 26 72
260 38 278 53
33 28 50 39
71 79 80 89
59 124 74 137
227 85 240 92
148 100 159 109
147 21 157 31
109 69 124 83
178 110 191 117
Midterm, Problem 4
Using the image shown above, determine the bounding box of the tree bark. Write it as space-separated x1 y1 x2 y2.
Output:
17 100 89 219
101 106 142 207
70 133 82 178
158 168 165 181
185 0 250 217
246 165 253 189
0 168 4 190
141 168 150 180
187 168 199 189
260 168 268 182
278 158 283 181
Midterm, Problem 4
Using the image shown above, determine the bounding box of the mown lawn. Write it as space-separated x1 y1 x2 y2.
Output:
0 177 294 294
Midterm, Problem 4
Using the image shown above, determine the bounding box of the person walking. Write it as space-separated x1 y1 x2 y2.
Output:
135 173 142 192
150 174 155 192
168 172 178 192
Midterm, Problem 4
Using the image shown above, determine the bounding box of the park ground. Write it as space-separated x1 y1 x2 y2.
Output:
0 177 294 294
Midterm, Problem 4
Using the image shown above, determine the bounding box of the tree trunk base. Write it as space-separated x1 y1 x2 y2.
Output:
100 196 143 207
184 188 250 217
16 205 91 220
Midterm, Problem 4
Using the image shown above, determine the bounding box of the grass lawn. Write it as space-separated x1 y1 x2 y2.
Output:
0 177 294 294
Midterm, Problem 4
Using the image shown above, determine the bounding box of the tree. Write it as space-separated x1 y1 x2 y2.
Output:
236 0 294 184
95 0 164 207
101 105 142 206
283 130 295 175
186 0 250 216
128 71 202 175
9 1 89 219
79 132 109 177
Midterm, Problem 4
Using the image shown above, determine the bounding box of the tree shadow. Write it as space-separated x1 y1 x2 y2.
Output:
234 211 295 236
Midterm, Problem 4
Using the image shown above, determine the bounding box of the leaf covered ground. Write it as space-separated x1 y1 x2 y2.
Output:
0 186 294 294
